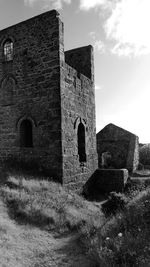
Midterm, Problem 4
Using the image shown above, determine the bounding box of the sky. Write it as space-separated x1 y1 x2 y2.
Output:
0 0 150 143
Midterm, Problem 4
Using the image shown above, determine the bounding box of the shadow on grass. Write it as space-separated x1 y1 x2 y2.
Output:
0 157 62 184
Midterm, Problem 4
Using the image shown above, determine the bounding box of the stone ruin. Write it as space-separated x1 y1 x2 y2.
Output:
97 123 139 172
0 9 140 193
83 124 139 197
0 10 98 189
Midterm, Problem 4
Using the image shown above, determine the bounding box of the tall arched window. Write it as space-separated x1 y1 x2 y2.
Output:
77 122 86 163
20 119 33 147
3 39 13 61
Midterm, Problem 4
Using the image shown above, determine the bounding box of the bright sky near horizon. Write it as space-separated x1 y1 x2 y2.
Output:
0 0 150 143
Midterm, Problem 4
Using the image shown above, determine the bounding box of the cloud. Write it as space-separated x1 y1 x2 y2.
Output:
24 0 34 6
89 31 105 53
79 0 113 11
94 40 105 53
105 0 150 56
81 0 150 56
24 0 71 9
80 0 106 10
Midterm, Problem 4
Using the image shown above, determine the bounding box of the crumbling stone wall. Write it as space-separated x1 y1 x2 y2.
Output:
60 45 98 189
97 124 139 172
0 10 98 187
65 46 94 81
0 10 63 180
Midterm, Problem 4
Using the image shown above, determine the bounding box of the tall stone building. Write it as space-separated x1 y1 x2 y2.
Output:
0 10 98 188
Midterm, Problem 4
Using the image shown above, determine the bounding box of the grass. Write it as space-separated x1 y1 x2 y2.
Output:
1 172 150 266
0 172 105 266
0 173 104 233
79 187 150 266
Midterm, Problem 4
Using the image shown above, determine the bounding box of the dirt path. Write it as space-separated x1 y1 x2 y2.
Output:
0 199 92 267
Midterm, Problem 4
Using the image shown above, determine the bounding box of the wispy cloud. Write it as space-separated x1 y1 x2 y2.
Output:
105 0 150 56
24 0 71 9
94 40 105 53
89 31 105 53
79 0 112 11
80 0 150 57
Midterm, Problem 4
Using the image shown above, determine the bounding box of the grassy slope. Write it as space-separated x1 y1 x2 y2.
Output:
79 188 150 267
1 172 150 266
0 173 104 267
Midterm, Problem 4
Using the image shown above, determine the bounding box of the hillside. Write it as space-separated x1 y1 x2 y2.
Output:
0 172 104 267
1 172 150 266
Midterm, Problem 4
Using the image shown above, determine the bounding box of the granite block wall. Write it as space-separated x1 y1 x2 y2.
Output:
0 10 63 180
65 46 94 81
60 46 98 188
97 123 139 172
0 10 98 187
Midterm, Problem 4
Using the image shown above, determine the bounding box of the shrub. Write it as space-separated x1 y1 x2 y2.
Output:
102 192 128 216
79 187 150 266
125 178 146 194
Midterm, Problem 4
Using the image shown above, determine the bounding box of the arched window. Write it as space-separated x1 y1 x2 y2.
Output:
3 39 13 61
77 122 86 162
20 119 33 147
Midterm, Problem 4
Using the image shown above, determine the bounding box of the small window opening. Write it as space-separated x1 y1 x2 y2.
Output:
77 122 86 162
4 39 13 61
20 119 33 147
101 152 112 168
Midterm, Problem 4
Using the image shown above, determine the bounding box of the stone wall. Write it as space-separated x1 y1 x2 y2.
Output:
60 46 98 188
65 46 94 81
0 10 63 180
83 169 128 197
97 123 139 172
0 10 98 187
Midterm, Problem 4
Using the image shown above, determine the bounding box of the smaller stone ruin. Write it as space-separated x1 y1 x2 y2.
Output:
97 123 139 172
